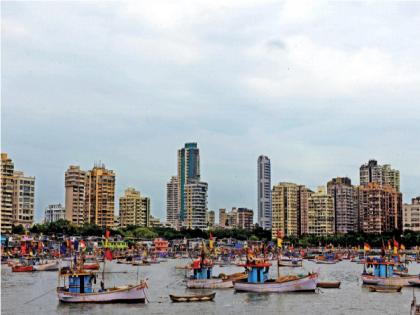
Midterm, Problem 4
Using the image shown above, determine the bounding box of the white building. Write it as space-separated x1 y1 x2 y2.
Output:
403 197 420 232
44 203 66 223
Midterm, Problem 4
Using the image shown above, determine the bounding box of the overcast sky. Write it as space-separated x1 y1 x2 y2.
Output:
2 1 420 223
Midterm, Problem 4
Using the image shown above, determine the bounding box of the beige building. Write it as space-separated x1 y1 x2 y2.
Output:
184 181 208 230
119 187 150 228
1 153 14 233
236 208 254 230
307 187 335 236
12 171 35 227
65 165 87 226
272 183 312 239
403 197 420 232
219 208 227 227
206 210 215 227
360 160 400 192
84 164 116 228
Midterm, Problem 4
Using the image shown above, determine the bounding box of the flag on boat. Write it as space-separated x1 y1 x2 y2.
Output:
277 238 282 248
364 243 371 252
79 240 86 251
105 248 113 261
209 232 214 249
393 240 399 255
387 240 392 250
105 230 110 247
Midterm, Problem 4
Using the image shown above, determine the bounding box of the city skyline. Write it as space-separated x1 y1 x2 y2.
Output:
2 2 420 222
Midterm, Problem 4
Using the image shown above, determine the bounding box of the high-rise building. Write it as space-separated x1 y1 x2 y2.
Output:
44 203 66 223
237 208 254 230
178 143 200 222
85 164 116 228
257 155 271 230
298 185 312 235
403 197 420 232
166 176 179 227
272 183 299 238
65 165 87 226
357 182 402 233
184 180 208 230
272 183 311 239
119 187 150 228
1 153 14 233
327 177 358 234
12 171 35 227
219 208 227 227
360 159 400 192
307 187 335 236
206 210 215 227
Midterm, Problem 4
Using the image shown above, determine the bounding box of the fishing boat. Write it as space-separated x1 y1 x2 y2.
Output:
361 261 419 287
169 292 215 302
317 281 341 288
33 260 59 271
57 268 148 303
315 253 339 264
278 259 303 267
368 285 402 293
234 262 318 293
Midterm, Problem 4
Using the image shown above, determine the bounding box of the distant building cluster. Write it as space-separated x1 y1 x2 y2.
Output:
1 147 418 237
1 153 35 233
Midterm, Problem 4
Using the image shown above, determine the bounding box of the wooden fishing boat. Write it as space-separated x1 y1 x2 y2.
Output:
57 269 148 303
187 272 247 289
169 292 215 302
278 260 303 267
234 262 318 293
362 274 419 287
317 281 341 288
315 259 338 264
12 265 33 272
33 261 59 271
368 285 402 293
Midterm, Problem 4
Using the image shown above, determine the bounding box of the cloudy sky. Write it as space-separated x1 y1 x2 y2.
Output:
2 1 420 222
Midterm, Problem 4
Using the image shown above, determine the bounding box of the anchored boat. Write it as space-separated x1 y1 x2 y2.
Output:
234 262 318 293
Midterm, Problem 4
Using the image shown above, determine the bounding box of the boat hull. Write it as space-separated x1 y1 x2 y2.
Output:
33 261 59 271
57 283 147 303
170 292 215 302
12 265 33 272
362 275 419 287
187 279 233 289
83 263 100 270
234 273 318 293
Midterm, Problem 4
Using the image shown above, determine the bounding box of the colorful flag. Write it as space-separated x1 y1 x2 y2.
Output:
364 243 371 252
393 240 399 255
387 240 391 250
277 238 282 248
105 248 113 261
209 232 214 250
80 240 86 251
105 230 110 239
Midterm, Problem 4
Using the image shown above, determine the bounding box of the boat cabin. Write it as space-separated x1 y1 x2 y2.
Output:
371 260 394 278
241 263 271 283
60 270 97 293
191 259 213 279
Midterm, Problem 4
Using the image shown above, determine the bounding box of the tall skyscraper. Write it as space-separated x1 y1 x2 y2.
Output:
360 159 400 192
85 163 116 228
327 177 358 233
1 153 14 233
12 171 35 227
307 187 335 236
166 176 179 227
119 187 150 228
403 197 420 232
65 165 87 226
177 143 200 222
257 155 271 230
184 180 208 230
357 182 402 233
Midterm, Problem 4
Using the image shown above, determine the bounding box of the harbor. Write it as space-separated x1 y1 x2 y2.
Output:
2 244 420 315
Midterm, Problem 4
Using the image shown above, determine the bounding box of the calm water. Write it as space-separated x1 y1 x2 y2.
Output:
2 259 419 315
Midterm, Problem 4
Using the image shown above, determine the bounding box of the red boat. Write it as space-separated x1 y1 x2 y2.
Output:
12 265 33 272
83 262 100 270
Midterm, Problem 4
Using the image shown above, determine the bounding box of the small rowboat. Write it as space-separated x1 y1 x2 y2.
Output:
368 285 402 293
317 281 341 288
169 292 215 303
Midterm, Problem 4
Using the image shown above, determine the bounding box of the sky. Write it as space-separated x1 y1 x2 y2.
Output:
2 1 420 223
